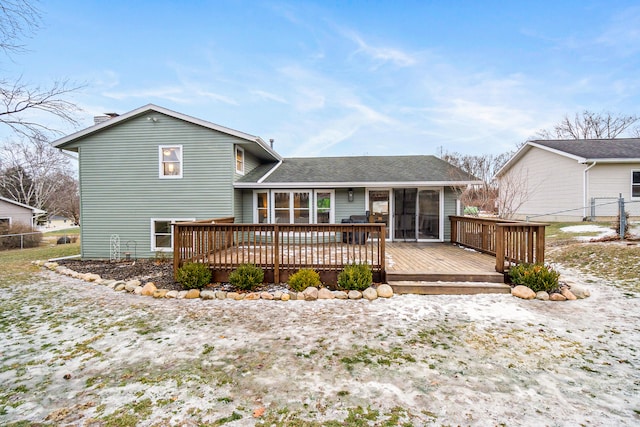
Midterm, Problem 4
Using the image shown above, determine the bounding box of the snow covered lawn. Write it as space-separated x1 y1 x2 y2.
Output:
0 268 638 426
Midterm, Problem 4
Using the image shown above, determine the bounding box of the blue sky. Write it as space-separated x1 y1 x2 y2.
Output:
6 0 640 157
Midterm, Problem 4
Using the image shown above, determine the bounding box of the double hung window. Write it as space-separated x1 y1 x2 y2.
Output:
159 146 182 178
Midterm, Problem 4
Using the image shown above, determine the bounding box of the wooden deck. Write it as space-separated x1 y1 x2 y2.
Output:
386 242 510 295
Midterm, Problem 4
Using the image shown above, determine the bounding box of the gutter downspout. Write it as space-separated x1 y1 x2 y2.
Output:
583 161 597 219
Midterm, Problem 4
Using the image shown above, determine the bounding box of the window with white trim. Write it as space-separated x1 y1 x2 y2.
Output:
235 146 245 175
150 218 194 251
0 217 10 231
272 191 311 223
255 191 269 223
633 171 640 198
159 146 182 178
315 190 334 224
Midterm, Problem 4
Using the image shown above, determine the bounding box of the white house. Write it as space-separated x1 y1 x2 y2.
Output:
495 139 640 221
0 196 46 229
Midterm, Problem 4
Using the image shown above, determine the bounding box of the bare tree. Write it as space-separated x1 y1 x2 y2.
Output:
0 77 81 139
0 136 76 215
495 168 533 220
0 0 40 54
442 151 512 213
46 172 79 224
536 111 639 140
0 0 82 139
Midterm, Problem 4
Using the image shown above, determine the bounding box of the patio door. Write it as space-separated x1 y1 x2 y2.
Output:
417 189 440 240
368 190 390 238
393 189 417 241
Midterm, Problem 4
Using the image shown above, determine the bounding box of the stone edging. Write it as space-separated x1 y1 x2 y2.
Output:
36 261 394 301
510 283 591 301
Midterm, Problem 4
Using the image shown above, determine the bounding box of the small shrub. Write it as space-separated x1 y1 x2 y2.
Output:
229 263 264 291
614 211 629 238
0 223 42 250
176 262 212 290
509 263 560 293
288 269 321 292
338 263 373 291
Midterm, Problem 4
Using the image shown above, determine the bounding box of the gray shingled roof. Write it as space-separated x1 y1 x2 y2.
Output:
532 138 640 160
237 155 478 185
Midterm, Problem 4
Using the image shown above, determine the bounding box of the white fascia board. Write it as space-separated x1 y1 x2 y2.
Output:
257 160 283 183
235 180 483 189
494 141 586 179
581 158 640 163
494 143 531 178
0 196 45 213
52 104 282 160
528 141 586 162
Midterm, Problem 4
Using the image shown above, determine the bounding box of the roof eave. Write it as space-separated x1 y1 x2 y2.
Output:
581 158 640 163
235 180 482 189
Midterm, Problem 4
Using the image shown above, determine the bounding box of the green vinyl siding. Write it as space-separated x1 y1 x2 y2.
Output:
443 186 458 241
241 189 254 223
76 113 242 259
335 188 365 221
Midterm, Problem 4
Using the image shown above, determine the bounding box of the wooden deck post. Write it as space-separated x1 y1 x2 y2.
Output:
273 224 280 284
495 224 505 273
173 223 180 277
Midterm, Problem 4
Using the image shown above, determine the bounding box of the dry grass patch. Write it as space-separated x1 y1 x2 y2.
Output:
547 242 640 292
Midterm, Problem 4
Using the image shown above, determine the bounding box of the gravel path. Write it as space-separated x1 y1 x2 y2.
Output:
0 267 638 426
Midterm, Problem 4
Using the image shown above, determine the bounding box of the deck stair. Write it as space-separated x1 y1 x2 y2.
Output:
388 280 511 295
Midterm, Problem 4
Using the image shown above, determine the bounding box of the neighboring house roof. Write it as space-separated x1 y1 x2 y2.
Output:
496 138 640 178
52 104 281 161
236 155 481 188
0 196 46 214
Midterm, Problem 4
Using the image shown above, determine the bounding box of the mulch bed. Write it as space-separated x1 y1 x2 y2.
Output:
59 259 182 291
57 259 290 293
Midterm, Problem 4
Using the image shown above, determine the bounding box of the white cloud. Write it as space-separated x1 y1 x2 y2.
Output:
195 90 238 105
344 30 417 68
250 89 288 104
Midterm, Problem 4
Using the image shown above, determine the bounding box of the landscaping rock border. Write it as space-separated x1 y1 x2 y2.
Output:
510 281 590 301
36 261 394 301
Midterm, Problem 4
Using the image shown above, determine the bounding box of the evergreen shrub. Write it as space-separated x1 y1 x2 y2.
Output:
229 263 264 291
176 262 212 290
337 263 373 291
509 263 560 293
288 269 321 292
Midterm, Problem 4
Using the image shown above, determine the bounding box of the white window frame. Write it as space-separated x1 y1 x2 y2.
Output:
235 146 245 175
632 170 640 198
0 217 11 227
159 145 183 179
150 218 194 252
253 190 270 223
271 190 312 224
314 190 335 224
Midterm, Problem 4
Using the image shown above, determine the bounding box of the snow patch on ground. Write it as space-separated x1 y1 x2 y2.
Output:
0 269 639 426
560 225 617 241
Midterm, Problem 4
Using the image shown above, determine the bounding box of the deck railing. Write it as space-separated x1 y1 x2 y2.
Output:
173 220 386 284
449 216 547 273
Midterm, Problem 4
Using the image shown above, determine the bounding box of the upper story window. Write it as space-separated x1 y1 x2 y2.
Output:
235 146 245 175
633 171 640 197
159 146 182 178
